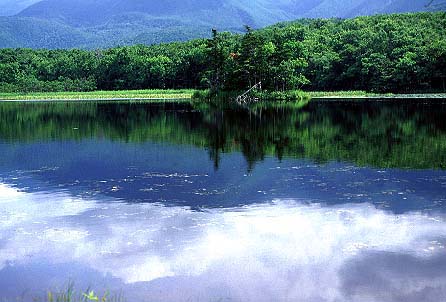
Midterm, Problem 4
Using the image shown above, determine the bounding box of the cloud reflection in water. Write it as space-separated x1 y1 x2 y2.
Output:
0 184 445 302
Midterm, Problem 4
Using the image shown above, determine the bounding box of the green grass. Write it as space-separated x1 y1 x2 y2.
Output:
1 283 126 302
0 89 194 101
307 90 391 97
2 89 443 102
32 283 125 302
45 289 124 302
308 91 446 98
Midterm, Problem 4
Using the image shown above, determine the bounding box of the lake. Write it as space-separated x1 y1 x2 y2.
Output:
0 100 445 302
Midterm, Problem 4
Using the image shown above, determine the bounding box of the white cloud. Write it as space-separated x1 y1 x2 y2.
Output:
0 184 445 301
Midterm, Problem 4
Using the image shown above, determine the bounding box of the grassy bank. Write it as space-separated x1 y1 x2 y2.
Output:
309 91 446 99
308 91 388 97
1 89 444 102
0 89 194 101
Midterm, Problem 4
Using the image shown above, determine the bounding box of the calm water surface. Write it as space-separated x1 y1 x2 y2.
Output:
0 100 446 301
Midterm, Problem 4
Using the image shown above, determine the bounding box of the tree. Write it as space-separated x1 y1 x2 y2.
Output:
202 29 226 92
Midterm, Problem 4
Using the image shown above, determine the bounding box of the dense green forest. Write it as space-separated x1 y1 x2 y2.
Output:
0 101 445 170
0 12 445 94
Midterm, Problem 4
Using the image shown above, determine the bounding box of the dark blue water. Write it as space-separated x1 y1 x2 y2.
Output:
0 101 445 302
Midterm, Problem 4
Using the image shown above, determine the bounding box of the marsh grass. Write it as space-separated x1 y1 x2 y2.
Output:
307 90 390 97
51 292 123 302
45 286 125 302
308 91 446 99
0 283 126 302
0 89 194 101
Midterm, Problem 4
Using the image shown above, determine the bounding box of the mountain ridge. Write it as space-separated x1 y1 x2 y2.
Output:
0 0 442 49
0 0 41 16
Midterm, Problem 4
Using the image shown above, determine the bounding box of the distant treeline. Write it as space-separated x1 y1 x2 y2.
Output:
0 12 445 93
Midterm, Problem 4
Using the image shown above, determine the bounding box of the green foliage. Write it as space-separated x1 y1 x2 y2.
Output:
0 12 445 94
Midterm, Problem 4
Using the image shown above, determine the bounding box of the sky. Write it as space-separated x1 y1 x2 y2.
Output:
0 0 41 16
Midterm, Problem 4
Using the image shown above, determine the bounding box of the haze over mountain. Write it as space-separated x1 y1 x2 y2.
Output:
0 0 40 16
0 0 442 48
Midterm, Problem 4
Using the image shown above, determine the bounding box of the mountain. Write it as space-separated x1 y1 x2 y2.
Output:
290 0 432 18
0 16 91 48
0 0 442 49
16 0 294 28
0 0 41 16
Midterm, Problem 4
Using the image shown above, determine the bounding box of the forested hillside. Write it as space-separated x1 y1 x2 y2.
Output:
0 0 442 48
0 13 445 93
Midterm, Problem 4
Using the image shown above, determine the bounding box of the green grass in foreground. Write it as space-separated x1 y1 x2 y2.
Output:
29 283 125 302
46 288 124 302
0 89 194 101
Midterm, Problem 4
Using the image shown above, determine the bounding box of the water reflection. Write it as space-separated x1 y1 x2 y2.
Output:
0 184 445 301
0 101 446 301
0 141 445 213
0 100 445 170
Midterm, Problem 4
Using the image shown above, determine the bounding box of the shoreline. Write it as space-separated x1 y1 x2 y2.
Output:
311 93 446 101
0 97 191 102
0 89 194 102
0 90 445 103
